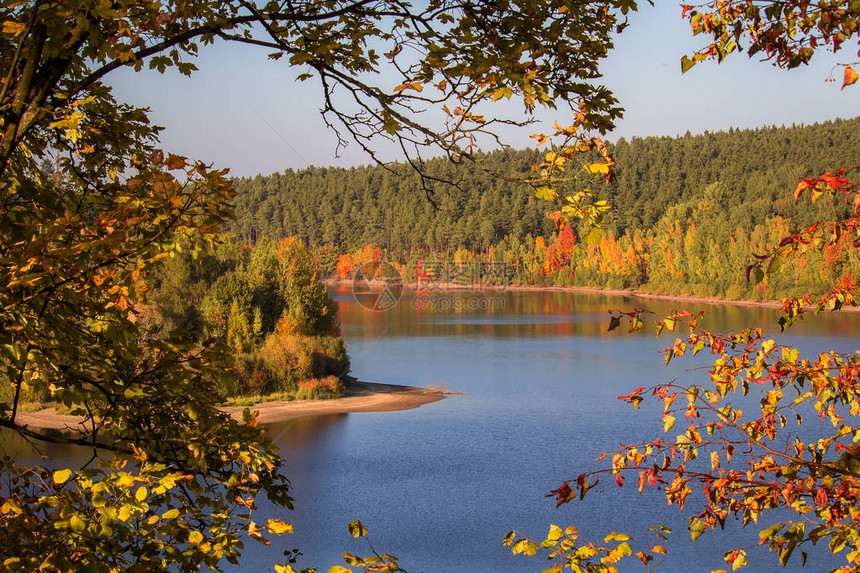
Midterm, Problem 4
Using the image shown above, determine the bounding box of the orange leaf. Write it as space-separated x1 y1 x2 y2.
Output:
841 65 858 90
530 133 548 146
2 21 25 36
393 82 423 93
166 153 187 170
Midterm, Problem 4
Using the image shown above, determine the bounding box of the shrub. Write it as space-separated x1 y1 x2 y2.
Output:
260 334 350 393
231 353 275 395
294 375 346 400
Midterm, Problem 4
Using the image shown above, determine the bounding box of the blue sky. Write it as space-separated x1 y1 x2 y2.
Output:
108 2 857 178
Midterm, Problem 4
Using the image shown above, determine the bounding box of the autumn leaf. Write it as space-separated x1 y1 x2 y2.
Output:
166 153 187 170
546 210 567 230
348 519 368 538
663 414 676 432
841 65 858 90
681 56 695 74
266 518 295 535
393 82 423 93
584 162 613 175
384 44 402 59
53 469 73 485
2 20 25 36
534 184 558 201
530 133 549 146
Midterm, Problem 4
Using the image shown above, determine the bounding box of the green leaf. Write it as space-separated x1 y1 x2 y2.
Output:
689 516 705 541
681 56 696 73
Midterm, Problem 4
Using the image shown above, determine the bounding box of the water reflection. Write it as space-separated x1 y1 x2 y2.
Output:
266 414 348 453
335 285 860 341
0 427 95 469
12 287 860 573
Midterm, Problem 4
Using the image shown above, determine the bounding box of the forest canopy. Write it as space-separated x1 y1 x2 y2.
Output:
232 118 860 300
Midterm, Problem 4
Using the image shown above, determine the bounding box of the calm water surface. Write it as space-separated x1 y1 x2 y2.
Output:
240 288 859 572
8 288 857 572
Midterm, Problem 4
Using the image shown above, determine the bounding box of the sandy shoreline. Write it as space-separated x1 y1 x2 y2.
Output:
15 381 447 431
223 381 446 423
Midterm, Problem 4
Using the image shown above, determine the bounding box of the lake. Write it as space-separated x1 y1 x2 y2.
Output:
238 286 858 572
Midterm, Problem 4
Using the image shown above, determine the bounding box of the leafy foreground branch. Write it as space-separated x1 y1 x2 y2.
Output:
504 171 860 573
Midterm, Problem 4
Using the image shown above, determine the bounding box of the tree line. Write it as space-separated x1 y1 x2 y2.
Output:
233 117 860 300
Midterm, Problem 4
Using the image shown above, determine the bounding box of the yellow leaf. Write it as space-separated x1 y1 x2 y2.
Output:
2 21 25 36
652 545 667 555
117 505 131 522
663 415 676 432
135 486 147 502
1 500 22 515
188 530 204 544
161 508 180 519
53 468 73 485
69 514 86 533
267 518 295 535
585 162 612 175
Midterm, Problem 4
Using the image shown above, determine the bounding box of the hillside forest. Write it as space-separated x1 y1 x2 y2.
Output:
229 117 860 301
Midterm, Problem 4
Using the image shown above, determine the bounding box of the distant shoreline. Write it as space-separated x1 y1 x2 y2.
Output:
326 278 858 313
15 381 447 431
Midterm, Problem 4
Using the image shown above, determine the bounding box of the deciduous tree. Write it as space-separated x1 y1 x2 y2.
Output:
0 0 638 570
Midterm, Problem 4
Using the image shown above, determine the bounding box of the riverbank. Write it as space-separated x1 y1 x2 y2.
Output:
15 381 447 431
326 278 858 313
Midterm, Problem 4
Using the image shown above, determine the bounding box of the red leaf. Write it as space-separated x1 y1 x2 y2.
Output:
618 386 645 401
681 4 694 18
